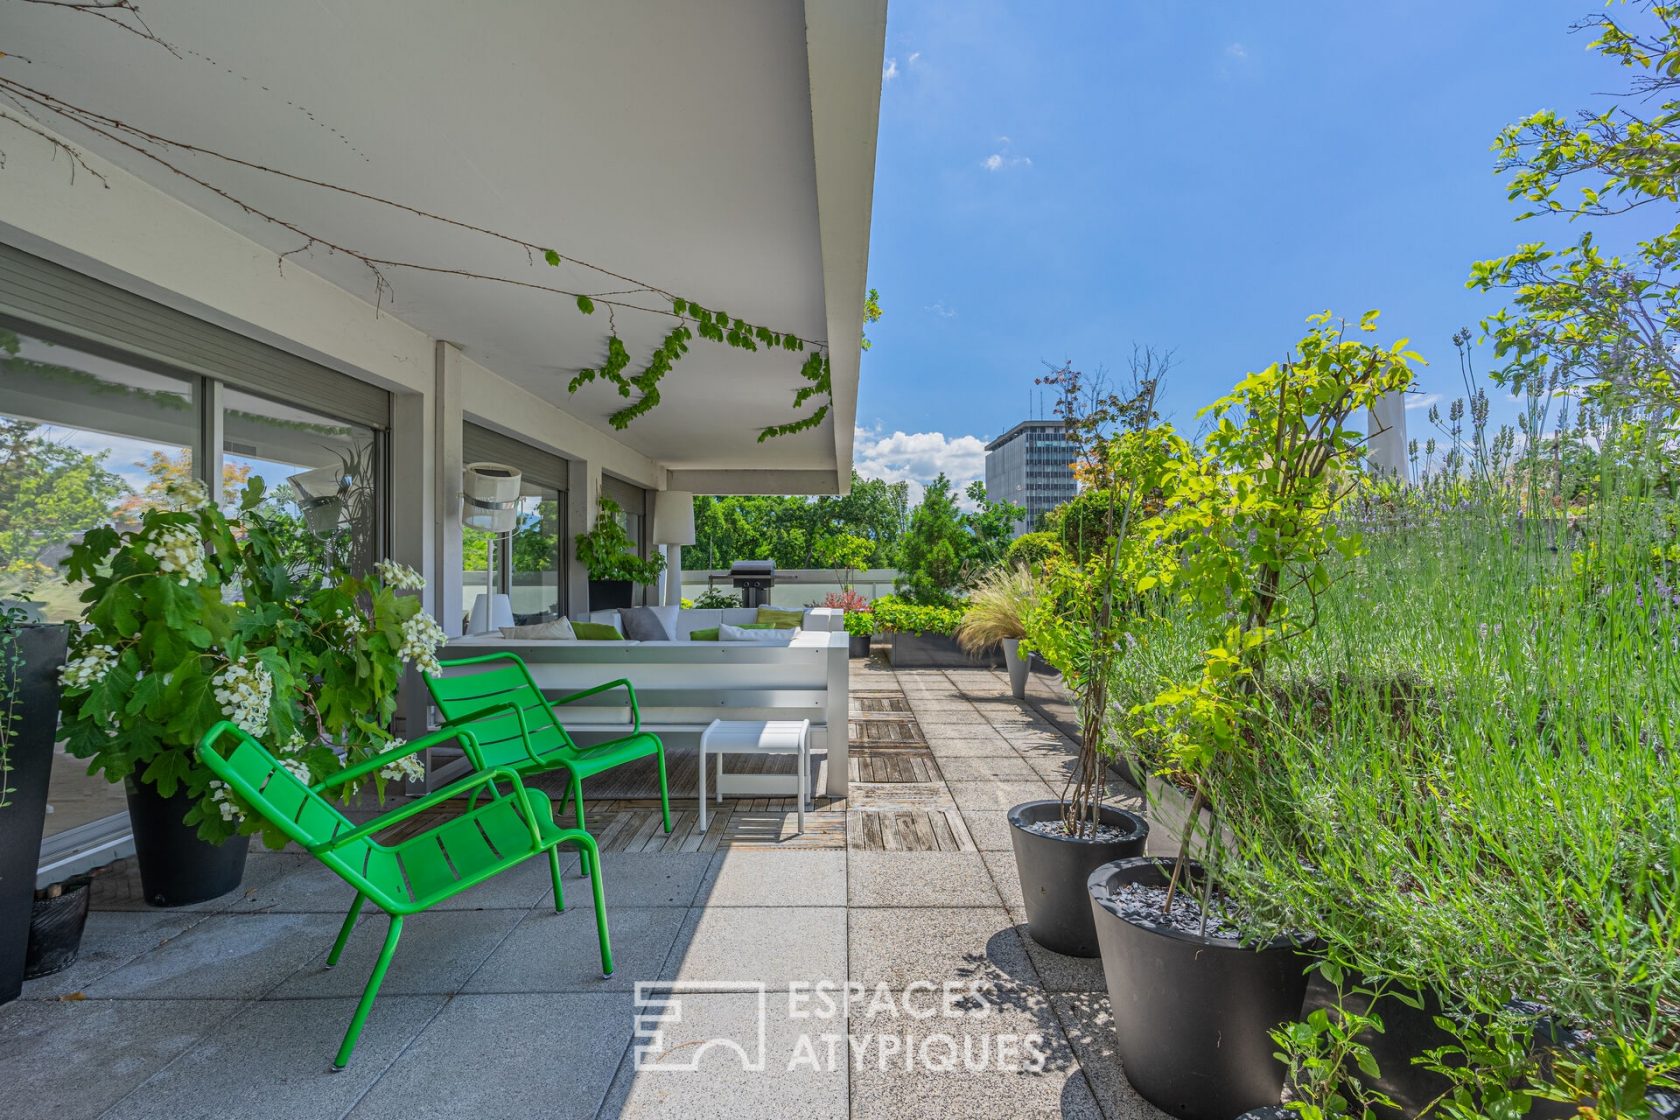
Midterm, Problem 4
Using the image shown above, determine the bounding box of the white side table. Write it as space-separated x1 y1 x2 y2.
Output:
698 719 812 834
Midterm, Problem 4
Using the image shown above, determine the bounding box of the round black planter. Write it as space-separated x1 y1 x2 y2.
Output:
24 876 91 980
848 634 871 659
1008 800 1147 957
0 623 68 1005
1089 857 1313 1120
125 779 250 907
1303 975 1450 1118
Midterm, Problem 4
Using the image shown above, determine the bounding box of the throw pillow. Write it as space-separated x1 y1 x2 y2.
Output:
756 607 805 629
622 604 680 641
498 618 577 640
719 622 798 642
687 626 721 642
571 620 624 640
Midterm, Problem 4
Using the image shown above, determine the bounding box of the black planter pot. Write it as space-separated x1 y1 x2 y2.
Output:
0 623 68 1005
587 579 633 612
1089 857 1313 1120
124 779 249 908
1007 800 1147 957
24 875 91 979
848 634 871 659
1303 975 1451 1118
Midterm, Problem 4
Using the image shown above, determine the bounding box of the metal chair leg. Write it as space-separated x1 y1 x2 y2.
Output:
326 894 365 967
548 846 566 913
578 834 613 977
656 741 673 833
333 914 402 1071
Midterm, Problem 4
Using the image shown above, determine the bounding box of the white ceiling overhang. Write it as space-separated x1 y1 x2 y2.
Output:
0 0 886 491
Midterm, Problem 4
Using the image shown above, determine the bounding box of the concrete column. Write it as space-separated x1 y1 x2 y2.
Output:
1367 391 1410 483
566 459 602 616
431 342 465 636
662 544 684 606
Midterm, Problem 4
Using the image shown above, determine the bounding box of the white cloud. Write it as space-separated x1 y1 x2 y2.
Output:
1225 42 1248 60
908 51 922 65
882 57 899 82
854 425 988 506
1404 392 1442 412
983 152 1031 172
923 301 958 319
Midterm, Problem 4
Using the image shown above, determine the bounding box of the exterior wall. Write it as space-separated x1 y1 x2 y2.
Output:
984 420 1077 535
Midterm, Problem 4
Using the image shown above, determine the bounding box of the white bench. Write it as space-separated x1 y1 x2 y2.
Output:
698 719 811 833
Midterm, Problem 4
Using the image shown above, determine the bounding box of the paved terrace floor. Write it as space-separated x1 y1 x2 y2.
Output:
2 662 1169 1120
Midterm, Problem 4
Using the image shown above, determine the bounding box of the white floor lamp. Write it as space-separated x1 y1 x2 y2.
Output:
463 461 522 634
651 490 695 607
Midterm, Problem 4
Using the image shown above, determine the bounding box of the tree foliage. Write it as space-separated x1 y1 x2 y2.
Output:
0 419 127 585
895 474 969 606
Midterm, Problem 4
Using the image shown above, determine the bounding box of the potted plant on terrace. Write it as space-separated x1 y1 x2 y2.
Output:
1005 359 1167 959
1087 312 1416 1120
57 479 447 907
0 600 68 1004
575 495 664 611
956 563 1037 698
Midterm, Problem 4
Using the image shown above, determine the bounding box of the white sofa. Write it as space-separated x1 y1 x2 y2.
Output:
442 606 848 797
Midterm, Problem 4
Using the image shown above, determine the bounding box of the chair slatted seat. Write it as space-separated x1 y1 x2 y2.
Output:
197 720 613 1070
425 653 672 872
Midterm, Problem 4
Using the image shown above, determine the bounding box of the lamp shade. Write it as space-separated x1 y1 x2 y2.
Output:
467 592 514 635
462 462 522 533
651 490 696 546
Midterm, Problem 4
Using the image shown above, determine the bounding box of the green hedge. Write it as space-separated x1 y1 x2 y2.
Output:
871 596 964 636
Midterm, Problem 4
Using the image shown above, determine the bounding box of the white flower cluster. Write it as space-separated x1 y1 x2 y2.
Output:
208 779 243 822
278 757 311 786
335 608 365 637
398 612 447 676
143 523 208 585
376 559 426 591
378 744 425 784
167 478 212 511
61 644 118 690
213 658 273 737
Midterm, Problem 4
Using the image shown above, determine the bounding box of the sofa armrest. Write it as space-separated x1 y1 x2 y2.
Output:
803 607 844 633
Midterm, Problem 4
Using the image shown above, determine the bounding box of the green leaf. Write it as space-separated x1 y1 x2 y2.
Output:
576 295 596 315
543 249 562 266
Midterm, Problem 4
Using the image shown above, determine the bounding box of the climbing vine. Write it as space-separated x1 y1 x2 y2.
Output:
0 1 841 440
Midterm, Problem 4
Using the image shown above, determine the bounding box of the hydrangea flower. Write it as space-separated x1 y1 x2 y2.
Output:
208 778 243 822
378 744 425 784
398 612 447 676
167 478 212 512
61 644 118 691
143 523 208 585
376 559 426 591
278 757 311 786
213 657 273 737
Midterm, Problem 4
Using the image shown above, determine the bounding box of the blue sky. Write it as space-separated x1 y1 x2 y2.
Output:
853 2 1628 493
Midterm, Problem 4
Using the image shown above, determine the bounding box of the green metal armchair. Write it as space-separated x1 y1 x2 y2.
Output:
424 653 672 873
196 720 613 1070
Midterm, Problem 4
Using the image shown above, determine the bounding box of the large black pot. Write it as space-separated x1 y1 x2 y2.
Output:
125 779 249 907
587 579 633 611
1008 800 1147 957
0 623 68 1005
1303 975 1451 1118
1089 857 1313 1120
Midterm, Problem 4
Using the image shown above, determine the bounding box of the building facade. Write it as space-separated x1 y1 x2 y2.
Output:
984 420 1077 536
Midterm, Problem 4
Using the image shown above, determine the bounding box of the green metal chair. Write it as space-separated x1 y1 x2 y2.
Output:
424 653 672 871
196 720 613 1071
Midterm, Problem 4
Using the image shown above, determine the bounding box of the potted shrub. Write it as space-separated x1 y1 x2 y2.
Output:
1087 313 1416 1120
575 495 665 611
955 563 1036 698
872 597 982 667
1004 361 1168 959
57 479 448 907
0 602 68 1005
826 593 875 659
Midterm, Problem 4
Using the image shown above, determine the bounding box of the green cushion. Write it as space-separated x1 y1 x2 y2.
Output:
756 607 805 629
571 621 623 640
687 626 720 642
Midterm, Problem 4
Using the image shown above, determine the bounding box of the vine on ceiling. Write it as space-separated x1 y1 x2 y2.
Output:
0 0 835 441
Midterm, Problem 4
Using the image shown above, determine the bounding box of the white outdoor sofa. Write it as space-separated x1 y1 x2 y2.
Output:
440 607 849 797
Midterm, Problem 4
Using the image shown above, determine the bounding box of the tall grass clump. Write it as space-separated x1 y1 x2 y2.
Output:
1202 402 1680 1109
